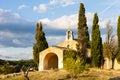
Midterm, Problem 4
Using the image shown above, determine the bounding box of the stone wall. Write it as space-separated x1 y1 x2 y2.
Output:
114 59 120 69
57 40 77 50
103 58 120 69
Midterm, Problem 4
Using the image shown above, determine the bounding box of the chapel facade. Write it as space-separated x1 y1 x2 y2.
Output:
38 29 90 71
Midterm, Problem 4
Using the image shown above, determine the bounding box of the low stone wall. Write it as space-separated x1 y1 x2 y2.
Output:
0 72 22 79
114 59 120 69
103 58 120 69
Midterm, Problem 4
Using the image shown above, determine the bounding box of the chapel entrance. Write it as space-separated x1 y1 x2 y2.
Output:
44 53 58 70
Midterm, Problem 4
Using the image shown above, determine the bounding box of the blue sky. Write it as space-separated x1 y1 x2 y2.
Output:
0 0 120 60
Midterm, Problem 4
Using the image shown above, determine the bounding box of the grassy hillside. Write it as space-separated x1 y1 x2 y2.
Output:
1 69 120 80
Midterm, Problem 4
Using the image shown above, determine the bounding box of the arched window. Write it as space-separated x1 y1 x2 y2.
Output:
67 45 69 48
68 31 71 39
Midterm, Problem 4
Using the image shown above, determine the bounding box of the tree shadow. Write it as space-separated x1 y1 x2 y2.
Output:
109 76 120 80
58 74 81 80
58 74 71 80
58 74 99 80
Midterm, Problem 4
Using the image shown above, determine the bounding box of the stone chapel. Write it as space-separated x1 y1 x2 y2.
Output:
38 29 90 71
38 28 120 71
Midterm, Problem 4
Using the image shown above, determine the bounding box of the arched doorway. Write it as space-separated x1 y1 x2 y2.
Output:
44 53 58 70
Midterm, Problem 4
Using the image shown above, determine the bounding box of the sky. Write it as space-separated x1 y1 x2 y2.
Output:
0 0 120 60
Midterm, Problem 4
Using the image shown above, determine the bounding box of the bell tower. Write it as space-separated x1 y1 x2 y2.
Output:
66 29 74 40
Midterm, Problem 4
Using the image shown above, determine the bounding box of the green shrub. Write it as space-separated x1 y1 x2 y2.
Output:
0 59 37 74
0 66 4 74
63 50 89 78
116 53 120 63
3 65 20 74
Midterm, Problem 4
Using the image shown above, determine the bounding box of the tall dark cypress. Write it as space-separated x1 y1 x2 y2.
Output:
91 13 103 67
117 16 120 50
117 16 120 62
77 3 89 58
33 22 48 66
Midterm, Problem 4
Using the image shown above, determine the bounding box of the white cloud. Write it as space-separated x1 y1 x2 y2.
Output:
0 49 7 54
99 17 117 28
33 0 75 13
33 4 47 13
49 0 75 6
0 9 20 23
86 13 117 29
61 0 75 6
40 12 117 32
0 31 16 38
40 12 94 29
18 4 27 10
41 14 78 29
12 39 23 45
46 36 65 46
0 9 35 48
0 47 32 60
86 12 94 28
0 30 34 47
50 0 57 5
13 13 20 19
0 44 4 48
0 30 34 40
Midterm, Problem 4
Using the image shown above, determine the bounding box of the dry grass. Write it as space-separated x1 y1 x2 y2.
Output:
78 68 120 80
1 68 120 80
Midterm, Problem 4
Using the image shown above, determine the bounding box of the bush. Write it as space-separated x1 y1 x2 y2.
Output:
0 66 4 74
116 53 120 63
63 50 89 78
3 65 20 74
0 59 37 74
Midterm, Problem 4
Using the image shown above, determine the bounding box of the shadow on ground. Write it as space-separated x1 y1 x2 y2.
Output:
109 77 120 80
58 74 99 80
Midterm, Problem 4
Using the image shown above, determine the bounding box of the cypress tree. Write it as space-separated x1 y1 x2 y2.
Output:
77 3 89 58
33 22 48 66
117 16 120 62
117 16 120 50
91 13 103 67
